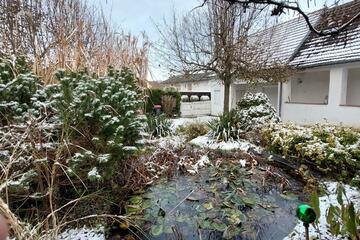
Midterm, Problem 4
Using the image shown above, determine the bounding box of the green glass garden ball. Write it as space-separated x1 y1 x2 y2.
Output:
296 204 317 224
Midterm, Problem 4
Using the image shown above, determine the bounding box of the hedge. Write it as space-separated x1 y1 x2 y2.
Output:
145 88 181 116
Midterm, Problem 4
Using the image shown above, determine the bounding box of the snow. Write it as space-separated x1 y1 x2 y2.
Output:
180 154 211 175
171 116 217 130
190 135 261 152
87 167 101 181
58 227 104 240
192 155 210 172
157 135 186 149
284 182 360 240
239 159 247 167
290 2 360 68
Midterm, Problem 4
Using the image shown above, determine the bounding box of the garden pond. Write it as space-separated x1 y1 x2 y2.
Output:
124 159 305 240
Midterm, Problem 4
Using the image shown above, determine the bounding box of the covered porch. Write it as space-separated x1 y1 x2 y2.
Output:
281 65 360 127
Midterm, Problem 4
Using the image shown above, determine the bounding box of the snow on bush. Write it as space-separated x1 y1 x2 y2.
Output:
234 92 280 131
200 95 210 101
0 60 144 226
181 95 189 102
190 95 199 101
262 123 360 180
53 67 143 180
0 56 52 124
208 92 279 142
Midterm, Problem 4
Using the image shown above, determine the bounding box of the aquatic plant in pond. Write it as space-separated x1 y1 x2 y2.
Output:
125 160 301 239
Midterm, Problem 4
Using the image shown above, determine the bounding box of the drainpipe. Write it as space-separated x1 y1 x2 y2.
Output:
278 82 283 118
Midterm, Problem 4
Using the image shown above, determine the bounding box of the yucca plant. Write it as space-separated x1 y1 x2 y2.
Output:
145 114 172 138
208 111 242 142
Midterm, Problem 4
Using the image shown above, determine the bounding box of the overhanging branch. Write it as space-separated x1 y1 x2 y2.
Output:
199 0 360 36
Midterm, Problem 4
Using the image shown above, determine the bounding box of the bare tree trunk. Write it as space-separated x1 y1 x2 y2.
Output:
223 80 231 113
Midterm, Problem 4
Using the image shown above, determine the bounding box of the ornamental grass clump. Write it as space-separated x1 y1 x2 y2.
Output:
262 123 360 180
208 111 242 142
145 114 172 138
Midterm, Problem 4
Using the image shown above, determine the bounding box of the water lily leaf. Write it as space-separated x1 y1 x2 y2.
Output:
151 224 163 236
207 210 218 219
211 221 227 231
176 213 190 223
198 219 212 229
223 201 235 209
195 204 207 213
242 197 256 207
228 214 241 225
187 191 207 201
203 202 214 210
223 208 246 222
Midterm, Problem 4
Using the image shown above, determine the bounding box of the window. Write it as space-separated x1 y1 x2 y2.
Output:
289 71 330 104
345 68 360 106
187 83 192 91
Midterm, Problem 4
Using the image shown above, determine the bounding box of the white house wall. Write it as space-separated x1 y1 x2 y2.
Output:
281 63 360 127
178 80 211 92
290 71 330 104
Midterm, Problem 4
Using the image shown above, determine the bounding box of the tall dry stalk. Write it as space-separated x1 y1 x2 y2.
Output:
0 197 27 239
0 0 149 86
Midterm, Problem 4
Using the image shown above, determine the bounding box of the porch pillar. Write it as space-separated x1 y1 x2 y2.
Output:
328 67 348 106
230 84 237 109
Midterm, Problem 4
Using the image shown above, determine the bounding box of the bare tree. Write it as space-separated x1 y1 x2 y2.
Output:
0 0 150 86
202 0 360 36
157 0 289 113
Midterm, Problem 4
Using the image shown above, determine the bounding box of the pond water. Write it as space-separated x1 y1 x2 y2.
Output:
126 161 302 240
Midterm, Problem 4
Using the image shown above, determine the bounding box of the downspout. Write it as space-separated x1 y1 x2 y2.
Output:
278 82 283 118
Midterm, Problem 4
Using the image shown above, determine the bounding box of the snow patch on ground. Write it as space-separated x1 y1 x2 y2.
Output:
284 182 360 240
190 135 261 152
171 116 217 129
145 135 186 149
58 227 104 240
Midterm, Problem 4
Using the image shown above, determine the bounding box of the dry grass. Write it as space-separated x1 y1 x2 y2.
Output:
0 0 149 86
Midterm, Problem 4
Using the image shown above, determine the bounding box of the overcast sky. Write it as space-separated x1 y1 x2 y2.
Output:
88 0 349 81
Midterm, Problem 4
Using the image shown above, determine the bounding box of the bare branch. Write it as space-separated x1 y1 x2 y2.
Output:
200 0 360 36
